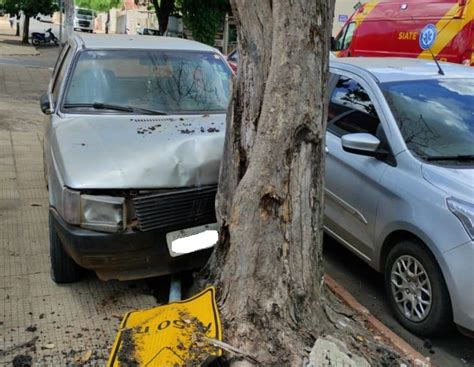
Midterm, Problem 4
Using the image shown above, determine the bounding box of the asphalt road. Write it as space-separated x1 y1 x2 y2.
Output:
324 235 474 367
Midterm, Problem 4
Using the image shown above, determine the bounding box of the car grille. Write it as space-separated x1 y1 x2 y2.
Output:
132 186 217 232
79 20 90 27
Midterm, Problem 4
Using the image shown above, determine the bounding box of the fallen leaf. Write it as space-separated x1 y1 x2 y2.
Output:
44 343 55 349
112 313 122 319
81 350 92 363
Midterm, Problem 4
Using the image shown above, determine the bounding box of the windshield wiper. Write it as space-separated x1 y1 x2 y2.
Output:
131 106 168 115
63 103 167 115
425 154 474 162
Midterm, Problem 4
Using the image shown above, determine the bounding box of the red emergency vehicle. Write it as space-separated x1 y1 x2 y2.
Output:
333 0 474 66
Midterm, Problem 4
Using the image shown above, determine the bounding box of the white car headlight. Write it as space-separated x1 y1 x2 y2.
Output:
447 197 474 240
80 195 125 233
60 188 125 233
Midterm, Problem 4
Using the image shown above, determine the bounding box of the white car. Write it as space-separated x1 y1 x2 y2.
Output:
40 34 232 283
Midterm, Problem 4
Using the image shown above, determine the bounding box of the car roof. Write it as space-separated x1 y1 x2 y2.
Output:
73 34 219 53
330 57 474 83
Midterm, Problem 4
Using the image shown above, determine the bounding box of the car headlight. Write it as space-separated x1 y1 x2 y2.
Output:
81 195 125 233
447 197 474 240
60 188 125 233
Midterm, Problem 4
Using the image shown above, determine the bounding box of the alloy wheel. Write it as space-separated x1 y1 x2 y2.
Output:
390 255 432 322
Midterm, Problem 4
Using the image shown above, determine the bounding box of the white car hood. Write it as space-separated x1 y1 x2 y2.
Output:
421 163 474 202
52 114 226 189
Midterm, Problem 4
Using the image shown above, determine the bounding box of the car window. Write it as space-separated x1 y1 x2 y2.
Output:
52 46 74 106
63 49 232 114
381 79 474 159
327 77 381 137
334 22 356 51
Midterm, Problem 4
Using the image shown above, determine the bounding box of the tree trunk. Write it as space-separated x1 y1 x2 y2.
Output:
22 15 30 44
64 0 75 40
106 10 110 34
16 19 20 37
151 0 174 35
207 0 335 364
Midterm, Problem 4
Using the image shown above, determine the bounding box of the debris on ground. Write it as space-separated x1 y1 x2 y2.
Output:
307 336 370 367
12 354 32 367
0 337 38 356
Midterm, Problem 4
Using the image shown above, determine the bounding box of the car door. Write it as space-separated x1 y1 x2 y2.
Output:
324 74 392 261
44 44 75 183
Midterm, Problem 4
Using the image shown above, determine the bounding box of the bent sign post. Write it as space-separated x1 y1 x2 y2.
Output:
107 287 222 366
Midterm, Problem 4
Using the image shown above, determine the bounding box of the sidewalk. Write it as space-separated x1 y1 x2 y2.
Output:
0 17 39 57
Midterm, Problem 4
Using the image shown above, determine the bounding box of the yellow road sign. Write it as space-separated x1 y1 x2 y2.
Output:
107 287 222 367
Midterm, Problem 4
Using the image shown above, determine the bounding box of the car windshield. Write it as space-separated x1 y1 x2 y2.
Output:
77 9 93 17
63 50 232 114
381 79 474 160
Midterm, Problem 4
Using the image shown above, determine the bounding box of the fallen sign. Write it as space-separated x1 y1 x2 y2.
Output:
107 287 222 367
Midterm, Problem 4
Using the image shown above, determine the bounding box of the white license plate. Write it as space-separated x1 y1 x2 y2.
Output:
166 224 218 257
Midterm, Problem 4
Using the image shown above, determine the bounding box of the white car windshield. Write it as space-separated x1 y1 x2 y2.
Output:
382 79 474 161
77 9 93 17
63 50 232 114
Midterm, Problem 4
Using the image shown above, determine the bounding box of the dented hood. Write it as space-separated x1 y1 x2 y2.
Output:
51 114 226 189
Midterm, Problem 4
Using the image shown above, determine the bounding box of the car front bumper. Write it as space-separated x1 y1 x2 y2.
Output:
442 240 474 332
50 208 214 281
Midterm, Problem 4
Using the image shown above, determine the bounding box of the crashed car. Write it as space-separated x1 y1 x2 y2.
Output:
40 34 232 283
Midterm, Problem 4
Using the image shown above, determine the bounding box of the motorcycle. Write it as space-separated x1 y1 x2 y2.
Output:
31 28 59 48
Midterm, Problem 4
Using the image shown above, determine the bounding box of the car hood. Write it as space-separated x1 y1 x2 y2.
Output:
52 114 226 189
421 163 474 202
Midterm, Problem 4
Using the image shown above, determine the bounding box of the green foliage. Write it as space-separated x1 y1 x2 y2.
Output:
0 0 57 16
177 0 229 45
75 0 121 12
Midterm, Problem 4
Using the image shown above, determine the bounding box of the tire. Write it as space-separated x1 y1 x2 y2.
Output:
32 38 40 47
385 239 452 336
49 212 82 283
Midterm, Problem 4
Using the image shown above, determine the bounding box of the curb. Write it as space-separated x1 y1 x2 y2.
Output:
325 274 432 367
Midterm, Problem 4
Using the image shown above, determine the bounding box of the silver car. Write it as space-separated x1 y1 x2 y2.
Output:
325 58 474 336
40 34 231 283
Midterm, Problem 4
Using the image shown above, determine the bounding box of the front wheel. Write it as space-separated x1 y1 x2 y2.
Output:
385 240 452 336
49 213 83 283
32 38 40 47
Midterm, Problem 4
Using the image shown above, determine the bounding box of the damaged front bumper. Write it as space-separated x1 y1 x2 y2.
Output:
50 207 215 281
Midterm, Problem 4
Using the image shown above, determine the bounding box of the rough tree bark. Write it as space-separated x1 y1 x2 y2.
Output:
206 0 335 365
22 15 30 44
64 0 75 41
16 15 20 37
151 0 175 35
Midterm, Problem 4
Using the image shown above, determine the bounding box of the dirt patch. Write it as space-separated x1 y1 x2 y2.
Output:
117 328 139 367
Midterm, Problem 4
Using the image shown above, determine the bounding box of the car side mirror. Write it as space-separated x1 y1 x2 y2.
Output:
341 133 384 157
40 93 52 115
